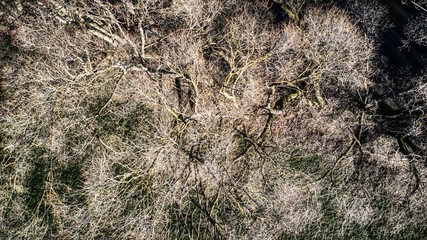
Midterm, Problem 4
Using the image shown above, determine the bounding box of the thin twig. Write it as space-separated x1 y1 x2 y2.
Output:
97 67 126 115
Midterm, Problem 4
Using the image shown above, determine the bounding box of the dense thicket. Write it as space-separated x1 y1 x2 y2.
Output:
1 0 426 239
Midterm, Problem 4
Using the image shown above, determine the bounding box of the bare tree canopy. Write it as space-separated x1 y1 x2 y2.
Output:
1 0 426 239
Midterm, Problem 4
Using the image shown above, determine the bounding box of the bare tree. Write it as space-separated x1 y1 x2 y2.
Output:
2 0 427 239
404 12 427 47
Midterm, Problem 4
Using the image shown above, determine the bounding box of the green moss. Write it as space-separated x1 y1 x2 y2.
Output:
393 224 427 239
25 147 49 212
167 189 247 240
96 103 154 140
287 151 326 178
118 172 155 215
55 163 87 206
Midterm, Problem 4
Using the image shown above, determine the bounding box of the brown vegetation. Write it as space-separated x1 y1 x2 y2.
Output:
1 0 426 239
